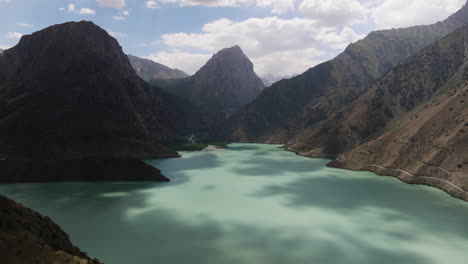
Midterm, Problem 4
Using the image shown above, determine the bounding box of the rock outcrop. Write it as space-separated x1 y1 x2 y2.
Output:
0 195 103 264
0 21 177 159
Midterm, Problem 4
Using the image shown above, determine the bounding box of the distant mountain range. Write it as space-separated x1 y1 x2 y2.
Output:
0 49 3 54
128 55 188 82
152 45 264 113
261 74 296 87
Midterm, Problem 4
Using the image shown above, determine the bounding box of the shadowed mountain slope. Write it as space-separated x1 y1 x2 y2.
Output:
0 21 213 160
0 21 217 182
0 195 103 264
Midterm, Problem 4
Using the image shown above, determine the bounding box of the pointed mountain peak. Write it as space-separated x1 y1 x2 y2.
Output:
200 45 253 74
219 45 243 53
182 45 264 111
212 45 247 59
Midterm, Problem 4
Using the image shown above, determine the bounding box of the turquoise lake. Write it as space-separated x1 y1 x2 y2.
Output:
1 143 468 263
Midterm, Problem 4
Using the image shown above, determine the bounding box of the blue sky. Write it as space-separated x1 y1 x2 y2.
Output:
0 0 466 77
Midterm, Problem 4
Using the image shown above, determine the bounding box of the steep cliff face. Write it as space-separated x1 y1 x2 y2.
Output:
0 195 103 264
154 46 264 112
213 2 468 143
0 21 220 182
128 55 188 82
0 21 178 160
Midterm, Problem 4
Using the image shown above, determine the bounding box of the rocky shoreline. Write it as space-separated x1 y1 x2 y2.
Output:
0 195 103 264
284 146 468 202
328 160 468 202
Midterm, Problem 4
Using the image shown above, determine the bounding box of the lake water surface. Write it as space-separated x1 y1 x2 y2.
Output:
1 143 468 264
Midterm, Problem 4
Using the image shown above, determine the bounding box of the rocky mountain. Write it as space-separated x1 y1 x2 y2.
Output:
212 2 468 143
1 195 103 264
287 24 468 156
0 21 174 159
153 45 264 112
330 84 468 201
0 49 3 54
314 25 468 200
0 21 212 182
128 55 188 82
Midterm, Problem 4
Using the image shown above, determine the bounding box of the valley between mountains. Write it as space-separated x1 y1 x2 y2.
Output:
1 2 468 264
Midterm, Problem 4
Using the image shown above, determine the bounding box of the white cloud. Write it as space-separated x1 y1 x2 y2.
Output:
67 4 95 15
316 26 365 50
5 32 22 39
78 8 96 15
299 0 368 26
146 50 211 75
97 0 125 9
137 0 468 77
0 45 11 50
145 1 159 9
107 29 128 37
252 48 325 76
153 17 364 75
155 0 294 13
59 7 65 11
372 0 465 29
113 15 126 20
121 10 130 15
256 0 295 14
17 23 33 27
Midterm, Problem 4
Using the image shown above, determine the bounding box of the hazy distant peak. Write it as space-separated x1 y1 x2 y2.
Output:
128 54 188 82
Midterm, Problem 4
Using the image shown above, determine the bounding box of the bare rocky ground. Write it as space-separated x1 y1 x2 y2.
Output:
0 195 103 264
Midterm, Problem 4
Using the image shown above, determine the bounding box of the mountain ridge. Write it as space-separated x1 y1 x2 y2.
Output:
212 2 468 143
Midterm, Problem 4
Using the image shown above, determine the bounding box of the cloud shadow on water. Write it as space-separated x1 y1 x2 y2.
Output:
233 156 329 176
253 174 468 238
79 206 434 264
